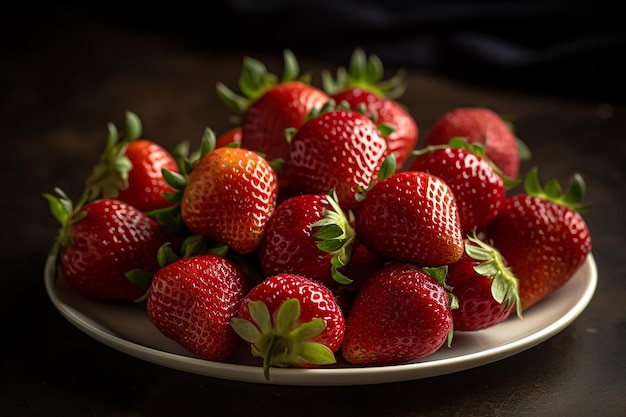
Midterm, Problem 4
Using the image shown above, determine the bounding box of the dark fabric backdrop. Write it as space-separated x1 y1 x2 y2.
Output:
2 1 624 102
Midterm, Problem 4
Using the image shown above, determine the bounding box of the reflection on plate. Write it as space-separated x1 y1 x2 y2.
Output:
44 254 597 386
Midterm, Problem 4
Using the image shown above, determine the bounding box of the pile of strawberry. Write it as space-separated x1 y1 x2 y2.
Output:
45 49 592 380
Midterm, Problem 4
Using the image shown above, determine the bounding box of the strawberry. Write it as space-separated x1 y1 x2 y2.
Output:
485 167 592 310
146 253 250 362
341 262 454 366
44 190 169 301
215 127 243 148
258 191 355 289
408 138 511 235
230 273 345 380
216 50 329 178
84 111 179 212
355 170 464 266
446 234 522 331
421 107 526 179
323 48 418 170
172 129 278 255
284 101 389 210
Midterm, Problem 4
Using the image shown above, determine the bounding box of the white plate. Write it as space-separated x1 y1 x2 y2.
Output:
44 254 597 386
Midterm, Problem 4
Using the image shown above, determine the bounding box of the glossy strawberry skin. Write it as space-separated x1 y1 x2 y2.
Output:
117 139 179 212
332 89 418 170
446 249 514 331
422 107 519 179
285 110 388 210
147 254 250 362
181 146 278 254
237 273 345 364
60 198 169 301
259 194 337 289
355 170 464 266
485 194 592 310
408 147 505 235
341 262 452 365
215 127 243 148
242 81 329 162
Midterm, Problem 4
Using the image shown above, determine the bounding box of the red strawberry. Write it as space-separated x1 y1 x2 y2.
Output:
117 139 179 212
231 273 345 380
355 170 464 266
284 102 389 210
485 167 592 310
147 253 250 362
240 80 330 162
341 262 454 365
421 107 525 179
323 48 418 170
446 234 522 331
84 111 179 212
215 127 243 148
44 190 169 301
179 130 279 255
216 50 329 188
258 191 355 289
408 139 510 235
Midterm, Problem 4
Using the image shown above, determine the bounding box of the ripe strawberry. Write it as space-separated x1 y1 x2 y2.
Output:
147 253 250 362
408 138 510 235
341 262 454 366
421 107 525 179
176 129 279 255
485 167 592 310
284 102 389 210
258 191 355 289
44 190 169 301
231 273 345 380
84 111 179 212
355 170 464 266
216 49 329 164
323 48 418 170
446 234 522 331
215 127 243 148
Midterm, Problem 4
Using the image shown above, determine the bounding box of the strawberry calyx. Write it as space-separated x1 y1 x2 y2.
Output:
310 190 357 285
322 47 407 100
83 111 141 203
464 232 523 319
412 137 521 188
230 298 336 381
523 166 590 212
43 187 88 274
216 49 309 117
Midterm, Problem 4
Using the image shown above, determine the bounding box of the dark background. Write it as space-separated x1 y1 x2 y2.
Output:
3 1 625 102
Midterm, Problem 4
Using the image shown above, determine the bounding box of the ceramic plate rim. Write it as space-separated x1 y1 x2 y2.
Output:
44 254 597 386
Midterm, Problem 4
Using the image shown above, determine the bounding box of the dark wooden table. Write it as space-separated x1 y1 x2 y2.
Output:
2 5 625 417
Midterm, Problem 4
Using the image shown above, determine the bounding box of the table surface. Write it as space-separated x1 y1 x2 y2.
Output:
2 6 625 417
